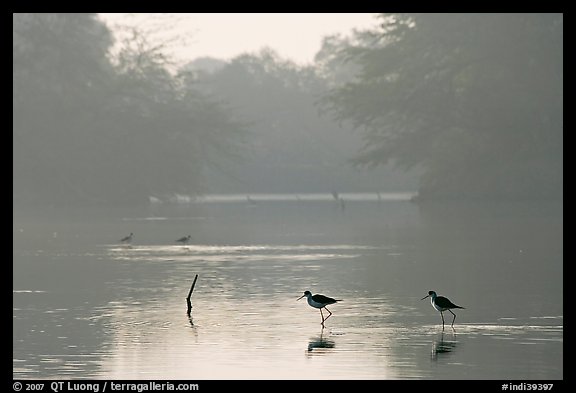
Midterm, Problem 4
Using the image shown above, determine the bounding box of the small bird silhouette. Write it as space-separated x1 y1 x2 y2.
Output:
298 290 342 327
421 290 465 329
176 235 192 245
120 232 133 244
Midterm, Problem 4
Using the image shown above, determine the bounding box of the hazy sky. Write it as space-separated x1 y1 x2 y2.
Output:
98 13 380 65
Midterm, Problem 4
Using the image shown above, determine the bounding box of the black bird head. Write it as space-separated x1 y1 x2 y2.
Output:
421 290 437 300
298 290 312 300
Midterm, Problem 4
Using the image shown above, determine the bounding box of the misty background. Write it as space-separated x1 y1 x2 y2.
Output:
13 13 563 380
13 13 562 206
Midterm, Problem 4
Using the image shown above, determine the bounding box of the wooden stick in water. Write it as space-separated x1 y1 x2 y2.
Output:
186 274 198 316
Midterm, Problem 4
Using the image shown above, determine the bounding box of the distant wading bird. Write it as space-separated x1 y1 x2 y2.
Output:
120 232 133 244
421 290 464 329
176 235 192 245
298 291 341 327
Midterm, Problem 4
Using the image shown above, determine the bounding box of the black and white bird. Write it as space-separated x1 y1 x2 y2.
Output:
421 290 465 329
176 235 192 245
298 290 341 327
120 232 133 244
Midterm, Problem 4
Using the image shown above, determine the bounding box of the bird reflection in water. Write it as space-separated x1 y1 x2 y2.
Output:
431 331 458 361
307 328 336 355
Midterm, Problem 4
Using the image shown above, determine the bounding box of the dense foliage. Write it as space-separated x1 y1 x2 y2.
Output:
13 13 246 205
321 13 563 200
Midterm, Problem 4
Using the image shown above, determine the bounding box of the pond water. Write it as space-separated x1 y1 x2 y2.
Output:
13 195 563 379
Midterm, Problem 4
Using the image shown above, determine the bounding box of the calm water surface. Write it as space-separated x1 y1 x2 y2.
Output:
13 196 563 379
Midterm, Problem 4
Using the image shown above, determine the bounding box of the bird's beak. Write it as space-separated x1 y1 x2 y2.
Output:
421 295 429 300
297 295 305 301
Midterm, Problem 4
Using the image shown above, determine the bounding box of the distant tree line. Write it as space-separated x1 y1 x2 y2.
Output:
13 13 562 206
184 49 408 193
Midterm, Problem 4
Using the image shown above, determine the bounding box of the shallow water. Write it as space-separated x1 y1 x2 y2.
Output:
13 197 563 379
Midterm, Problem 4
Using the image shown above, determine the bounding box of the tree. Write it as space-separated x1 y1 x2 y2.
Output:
314 33 363 88
185 49 349 192
321 13 563 200
13 13 247 206
182 48 418 193
13 13 116 204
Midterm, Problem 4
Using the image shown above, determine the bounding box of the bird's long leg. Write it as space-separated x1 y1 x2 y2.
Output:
323 307 333 321
449 309 457 327
319 308 325 326
440 311 445 330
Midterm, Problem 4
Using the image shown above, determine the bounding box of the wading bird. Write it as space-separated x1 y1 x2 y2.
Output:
298 290 341 327
421 290 464 329
120 233 133 244
176 235 191 245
